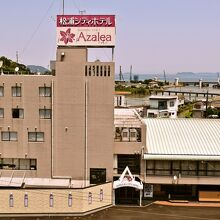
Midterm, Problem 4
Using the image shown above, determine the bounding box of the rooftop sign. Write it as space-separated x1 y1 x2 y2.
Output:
57 15 115 47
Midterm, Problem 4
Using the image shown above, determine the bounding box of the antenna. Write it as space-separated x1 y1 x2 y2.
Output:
16 51 19 63
163 70 167 84
62 0 65 15
119 66 124 81
130 65 132 81
79 10 86 15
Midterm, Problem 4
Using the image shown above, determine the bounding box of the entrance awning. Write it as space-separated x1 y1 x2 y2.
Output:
113 166 143 190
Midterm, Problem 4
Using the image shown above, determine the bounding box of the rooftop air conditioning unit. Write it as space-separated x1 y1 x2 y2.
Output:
129 128 137 142
121 128 129 142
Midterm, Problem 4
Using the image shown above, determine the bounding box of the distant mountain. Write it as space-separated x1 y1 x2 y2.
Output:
176 72 196 76
0 56 30 74
27 65 49 74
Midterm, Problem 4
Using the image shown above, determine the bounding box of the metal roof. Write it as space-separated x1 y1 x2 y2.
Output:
114 108 142 127
143 118 220 160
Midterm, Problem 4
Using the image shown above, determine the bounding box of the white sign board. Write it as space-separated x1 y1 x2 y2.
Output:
57 15 115 47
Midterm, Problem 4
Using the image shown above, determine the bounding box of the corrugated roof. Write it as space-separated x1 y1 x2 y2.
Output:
143 118 220 157
114 108 142 127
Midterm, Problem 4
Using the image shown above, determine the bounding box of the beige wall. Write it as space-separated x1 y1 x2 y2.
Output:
0 75 53 178
54 48 114 182
145 176 220 185
0 182 112 215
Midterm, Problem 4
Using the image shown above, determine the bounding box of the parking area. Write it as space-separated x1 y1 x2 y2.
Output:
82 203 220 220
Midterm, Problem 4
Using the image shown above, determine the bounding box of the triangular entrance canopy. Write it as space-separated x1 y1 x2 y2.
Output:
113 166 143 190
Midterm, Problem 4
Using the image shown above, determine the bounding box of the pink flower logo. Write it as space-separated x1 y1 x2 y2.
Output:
60 28 75 44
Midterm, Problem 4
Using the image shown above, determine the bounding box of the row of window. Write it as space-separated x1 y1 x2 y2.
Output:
8 190 103 208
0 86 51 97
85 65 111 77
1 132 44 142
0 158 37 170
0 108 51 119
146 160 220 176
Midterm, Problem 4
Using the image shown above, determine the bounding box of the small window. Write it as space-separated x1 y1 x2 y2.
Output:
28 132 44 142
90 168 106 184
19 159 30 170
104 66 107 76
39 86 51 97
93 66 95 76
96 66 99 76
12 86 21 97
49 193 54 207
12 108 24 118
68 193 72 207
39 109 51 119
100 66 103 76
0 86 4 96
88 192 92 205
88 66 91 76
108 66 110 76
0 108 4 118
24 193 28 207
1 131 17 141
85 65 87 76
170 101 174 107
9 193 13 207
122 132 128 138
30 159 37 170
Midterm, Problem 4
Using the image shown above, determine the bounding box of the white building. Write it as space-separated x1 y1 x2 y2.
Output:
147 95 179 118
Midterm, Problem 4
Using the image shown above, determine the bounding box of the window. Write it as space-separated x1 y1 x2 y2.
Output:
30 159 37 170
158 101 167 110
108 66 110 76
12 86 21 97
20 159 30 170
170 101 174 107
28 132 44 142
39 86 51 97
1 131 17 141
68 193 72 207
90 168 106 184
0 158 37 170
9 193 13 207
0 86 4 96
85 66 87 76
100 66 103 76
12 108 24 118
96 66 99 76
49 193 54 207
118 155 140 175
24 193 28 207
39 109 51 119
104 66 107 76
0 108 4 118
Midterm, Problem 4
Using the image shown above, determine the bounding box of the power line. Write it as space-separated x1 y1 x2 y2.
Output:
21 0 56 57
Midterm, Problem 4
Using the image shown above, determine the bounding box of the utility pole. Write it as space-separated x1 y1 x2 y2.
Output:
205 90 209 118
119 66 124 81
16 51 19 63
130 65 132 82
163 70 167 84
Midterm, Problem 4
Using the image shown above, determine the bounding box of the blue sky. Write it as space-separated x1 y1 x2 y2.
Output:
1 0 220 74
